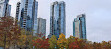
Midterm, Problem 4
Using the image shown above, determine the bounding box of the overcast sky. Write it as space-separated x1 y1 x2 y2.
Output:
9 0 111 42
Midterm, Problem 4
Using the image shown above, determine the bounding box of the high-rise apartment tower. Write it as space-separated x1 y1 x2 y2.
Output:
49 1 66 38
0 0 11 17
73 14 86 39
37 18 46 38
16 0 38 36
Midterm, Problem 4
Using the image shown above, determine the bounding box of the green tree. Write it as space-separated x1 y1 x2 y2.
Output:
17 29 33 49
49 35 57 49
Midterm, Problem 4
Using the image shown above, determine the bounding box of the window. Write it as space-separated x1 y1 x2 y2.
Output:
27 16 30 20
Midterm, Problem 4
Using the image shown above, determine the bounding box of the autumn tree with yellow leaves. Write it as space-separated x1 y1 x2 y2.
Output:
17 29 34 49
49 35 58 49
57 33 67 49
17 29 27 47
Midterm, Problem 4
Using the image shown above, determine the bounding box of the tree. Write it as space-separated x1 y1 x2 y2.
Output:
0 17 13 49
67 36 75 48
57 33 67 49
8 21 21 49
49 35 57 49
93 42 101 49
68 37 87 49
68 38 79 49
17 29 33 49
17 34 27 47
101 41 111 49
0 17 21 49
32 38 50 49
77 39 87 49
85 41 93 49
26 34 33 49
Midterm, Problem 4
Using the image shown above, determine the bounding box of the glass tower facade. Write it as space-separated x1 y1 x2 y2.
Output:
0 0 11 17
37 18 46 38
6 4 11 16
49 1 66 38
16 0 38 36
73 14 86 39
33 1 38 36
15 2 21 20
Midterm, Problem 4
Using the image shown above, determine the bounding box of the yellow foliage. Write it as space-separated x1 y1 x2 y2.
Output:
17 35 27 46
0 41 4 47
49 35 57 49
57 33 67 49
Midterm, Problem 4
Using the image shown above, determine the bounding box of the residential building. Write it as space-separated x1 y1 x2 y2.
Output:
15 2 21 20
6 4 11 16
16 0 38 36
73 14 86 39
49 1 66 38
33 1 38 36
37 18 46 38
0 0 11 17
